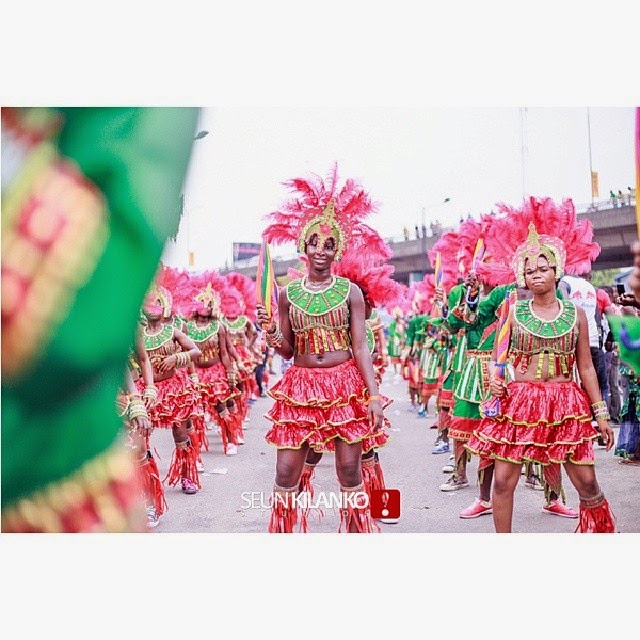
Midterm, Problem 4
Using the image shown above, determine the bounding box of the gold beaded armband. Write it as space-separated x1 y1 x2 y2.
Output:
175 351 191 368
591 400 610 421
142 384 158 402
128 395 149 420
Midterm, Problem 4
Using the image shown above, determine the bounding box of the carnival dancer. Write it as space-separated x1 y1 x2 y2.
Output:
432 217 493 492
157 264 208 470
403 311 424 413
117 357 166 529
294 227 404 525
136 281 203 495
450 279 578 519
180 271 242 457
258 164 389 533
466 220 615 532
221 275 259 446
430 324 454 453
457 197 603 519
387 307 406 376
417 319 440 418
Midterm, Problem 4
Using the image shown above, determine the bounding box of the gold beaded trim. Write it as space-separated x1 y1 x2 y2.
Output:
1 443 145 533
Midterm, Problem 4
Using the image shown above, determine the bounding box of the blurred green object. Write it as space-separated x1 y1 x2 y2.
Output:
608 315 640 373
1 108 199 520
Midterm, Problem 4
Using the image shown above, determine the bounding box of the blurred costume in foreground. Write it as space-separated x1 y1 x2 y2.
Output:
1 107 199 532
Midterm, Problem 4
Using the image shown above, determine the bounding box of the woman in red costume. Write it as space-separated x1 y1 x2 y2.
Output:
135 280 202 495
466 221 616 532
257 165 389 533
157 264 208 470
221 275 259 447
179 271 242 457
117 349 166 528
291 227 404 525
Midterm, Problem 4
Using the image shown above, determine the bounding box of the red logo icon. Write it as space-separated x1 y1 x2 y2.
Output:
370 489 401 519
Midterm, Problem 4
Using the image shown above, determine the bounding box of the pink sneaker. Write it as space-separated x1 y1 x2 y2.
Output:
181 478 198 495
542 500 578 518
459 498 493 519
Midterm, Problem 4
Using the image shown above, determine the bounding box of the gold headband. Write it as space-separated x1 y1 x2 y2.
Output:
512 223 566 288
297 199 346 260
195 282 221 314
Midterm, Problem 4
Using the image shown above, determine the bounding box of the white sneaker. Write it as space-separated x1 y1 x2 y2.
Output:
237 437 245 445
196 460 205 472
440 476 469 491
226 444 238 456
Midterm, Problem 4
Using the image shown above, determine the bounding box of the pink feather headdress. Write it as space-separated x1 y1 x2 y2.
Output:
262 163 379 260
223 272 257 322
143 263 188 318
175 270 225 318
332 224 404 308
478 196 600 287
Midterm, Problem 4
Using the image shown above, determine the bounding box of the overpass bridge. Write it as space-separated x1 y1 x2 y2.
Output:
223 202 638 285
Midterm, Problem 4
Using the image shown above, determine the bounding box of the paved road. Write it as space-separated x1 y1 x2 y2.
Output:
147 367 640 534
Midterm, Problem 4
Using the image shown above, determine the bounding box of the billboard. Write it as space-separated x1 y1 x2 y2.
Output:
233 242 261 262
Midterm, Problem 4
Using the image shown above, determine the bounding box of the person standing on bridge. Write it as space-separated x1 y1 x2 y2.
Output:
258 164 389 533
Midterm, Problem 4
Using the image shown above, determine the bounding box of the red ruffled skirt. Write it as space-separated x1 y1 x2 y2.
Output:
465 381 598 466
264 359 391 453
196 362 237 409
135 368 200 429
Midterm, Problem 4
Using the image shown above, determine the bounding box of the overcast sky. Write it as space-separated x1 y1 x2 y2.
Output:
163 106 636 271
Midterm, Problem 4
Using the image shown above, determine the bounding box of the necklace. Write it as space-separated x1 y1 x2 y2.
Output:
532 299 559 310
288 275 350 316
143 323 174 350
301 275 336 293
531 299 562 321
222 316 247 333
515 299 576 338
186 319 219 342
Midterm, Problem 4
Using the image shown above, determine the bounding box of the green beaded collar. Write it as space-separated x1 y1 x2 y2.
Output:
186 319 219 342
221 316 247 333
287 276 351 316
514 299 577 338
143 323 174 350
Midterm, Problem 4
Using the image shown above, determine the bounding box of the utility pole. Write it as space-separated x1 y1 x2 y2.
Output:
520 107 528 198
587 107 595 208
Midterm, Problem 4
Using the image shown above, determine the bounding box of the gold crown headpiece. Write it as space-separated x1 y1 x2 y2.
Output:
512 223 566 288
195 282 221 315
297 199 347 261
143 284 173 319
